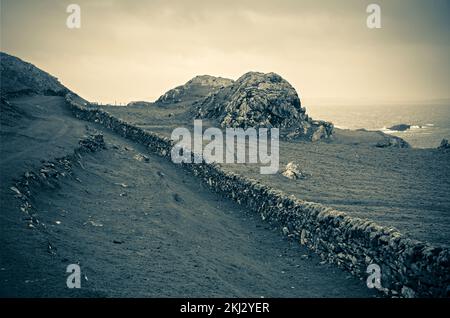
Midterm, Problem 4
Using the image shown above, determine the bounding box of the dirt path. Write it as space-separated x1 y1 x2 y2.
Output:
0 96 88 169
0 96 377 297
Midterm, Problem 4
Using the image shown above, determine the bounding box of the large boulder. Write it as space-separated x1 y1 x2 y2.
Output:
155 75 233 105
375 134 410 148
196 72 333 141
281 162 306 180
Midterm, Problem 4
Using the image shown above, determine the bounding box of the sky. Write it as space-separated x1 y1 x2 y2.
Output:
1 0 449 105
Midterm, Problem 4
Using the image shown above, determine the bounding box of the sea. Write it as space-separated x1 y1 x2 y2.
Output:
307 102 450 149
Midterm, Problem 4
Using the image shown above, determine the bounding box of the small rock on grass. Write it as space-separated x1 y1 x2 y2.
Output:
281 162 306 180
173 193 183 202
134 153 150 162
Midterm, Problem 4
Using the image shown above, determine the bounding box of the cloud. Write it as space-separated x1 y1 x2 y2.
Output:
1 0 449 103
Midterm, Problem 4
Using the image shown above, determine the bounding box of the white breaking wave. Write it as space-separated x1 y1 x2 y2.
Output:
334 125 349 130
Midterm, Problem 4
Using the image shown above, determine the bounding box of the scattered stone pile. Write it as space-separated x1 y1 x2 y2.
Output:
78 133 106 152
65 93 450 298
11 132 106 230
196 72 334 141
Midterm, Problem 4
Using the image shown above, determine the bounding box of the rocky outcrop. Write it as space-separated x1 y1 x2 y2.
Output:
156 75 233 104
196 72 333 141
388 124 411 132
0 52 69 97
438 139 450 152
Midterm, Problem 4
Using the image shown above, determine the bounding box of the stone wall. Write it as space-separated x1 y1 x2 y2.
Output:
65 93 450 298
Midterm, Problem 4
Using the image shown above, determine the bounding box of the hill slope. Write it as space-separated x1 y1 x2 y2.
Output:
155 75 233 105
0 52 68 97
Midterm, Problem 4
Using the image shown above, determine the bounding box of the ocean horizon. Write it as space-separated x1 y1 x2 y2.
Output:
308 102 450 148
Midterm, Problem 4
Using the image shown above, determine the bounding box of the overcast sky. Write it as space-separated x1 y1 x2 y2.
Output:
1 0 449 105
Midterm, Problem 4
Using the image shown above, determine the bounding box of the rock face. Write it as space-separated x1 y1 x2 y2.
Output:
438 139 450 152
196 72 333 141
0 52 68 97
156 75 233 104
